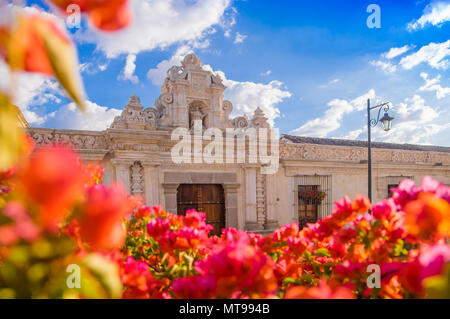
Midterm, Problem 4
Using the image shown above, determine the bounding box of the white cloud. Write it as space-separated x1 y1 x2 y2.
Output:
320 78 341 88
76 0 233 58
374 95 447 144
44 100 122 131
382 45 414 59
202 65 291 126
290 90 375 138
419 72 450 99
147 45 193 85
407 1 450 31
260 70 272 76
79 62 109 74
118 54 139 84
234 32 247 44
400 40 450 70
341 129 363 140
0 60 63 125
370 60 397 73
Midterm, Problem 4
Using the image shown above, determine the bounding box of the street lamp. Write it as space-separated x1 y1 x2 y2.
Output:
367 99 394 203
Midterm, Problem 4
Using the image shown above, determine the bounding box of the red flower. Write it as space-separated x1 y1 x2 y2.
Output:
146 218 171 240
404 192 450 240
49 0 132 31
285 280 355 299
194 237 277 298
399 244 450 294
173 275 216 299
78 183 135 250
352 194 371 214
18 146 84 233
121 256 165 299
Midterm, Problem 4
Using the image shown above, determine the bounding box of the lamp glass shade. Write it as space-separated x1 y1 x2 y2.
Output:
380 112 394 131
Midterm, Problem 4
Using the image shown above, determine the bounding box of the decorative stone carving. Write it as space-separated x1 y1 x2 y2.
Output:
167 65 188 81
251 107 269 129
153 92 173 115
29 130 108 150
223 100 233 113
231 115 250 129
181 53 202 69
256 170 267 228
130 161 144 196
111 95 157 130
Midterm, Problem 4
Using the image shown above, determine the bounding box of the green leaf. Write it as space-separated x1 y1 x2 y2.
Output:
313 248 331 257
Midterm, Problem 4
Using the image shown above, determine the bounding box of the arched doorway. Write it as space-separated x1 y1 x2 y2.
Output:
177 184 225 235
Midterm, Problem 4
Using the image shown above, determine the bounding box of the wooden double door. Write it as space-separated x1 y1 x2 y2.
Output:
177 184 225 236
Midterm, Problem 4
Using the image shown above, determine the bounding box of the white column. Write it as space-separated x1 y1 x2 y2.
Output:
162 184 179 215
223 183 239 228
244 166 262 231
111 159 132 194
265 173 279 230
143 162 161 206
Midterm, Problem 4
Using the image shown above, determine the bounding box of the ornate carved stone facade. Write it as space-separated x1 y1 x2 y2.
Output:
27 54 450 233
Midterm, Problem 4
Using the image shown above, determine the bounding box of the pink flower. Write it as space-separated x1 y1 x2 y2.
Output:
392 178 419 206
400 243 450 294
146 218 170 240
272 223 299 242
372 198 397 219
173 275 216 299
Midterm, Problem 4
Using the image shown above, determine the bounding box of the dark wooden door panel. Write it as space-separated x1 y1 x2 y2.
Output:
177 184 225 236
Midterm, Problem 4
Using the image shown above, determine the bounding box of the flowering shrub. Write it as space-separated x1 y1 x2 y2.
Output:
0 144 449 299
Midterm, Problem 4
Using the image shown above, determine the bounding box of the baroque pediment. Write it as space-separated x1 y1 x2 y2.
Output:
109 54 269 131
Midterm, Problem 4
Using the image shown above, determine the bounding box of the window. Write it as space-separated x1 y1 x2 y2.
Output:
387 184 398 198
298 185 322 229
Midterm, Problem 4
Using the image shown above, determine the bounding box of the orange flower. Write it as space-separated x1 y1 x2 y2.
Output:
352 194 371 213
284 280 355 299
50 0 132 31
78 183 135 250
18 146 84 233
404 192 450 240
1 15 69 75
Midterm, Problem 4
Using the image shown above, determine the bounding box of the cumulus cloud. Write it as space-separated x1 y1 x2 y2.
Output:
0 60 63 125
219 76 291 126
374 95 448 145
118 54 139 84
260 70 272 76
79 62 109 74
370 60 397 73
290 90 375 138
234 32 247 44
419 72 450 99
382 45 414 59
76 0 233 58
147 45 193 85
400 40 450 70
44 100 122 131
202 66 291 126
407 1 450 31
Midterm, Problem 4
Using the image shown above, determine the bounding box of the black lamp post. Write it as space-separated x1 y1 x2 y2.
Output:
367 99 394 203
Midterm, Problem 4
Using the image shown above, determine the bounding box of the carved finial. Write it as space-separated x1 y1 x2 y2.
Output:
181 53 202 69
254 107 265 117
251 107 269 128
128 94 141 106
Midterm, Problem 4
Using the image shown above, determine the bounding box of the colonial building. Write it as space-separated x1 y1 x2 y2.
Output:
27 54 450 234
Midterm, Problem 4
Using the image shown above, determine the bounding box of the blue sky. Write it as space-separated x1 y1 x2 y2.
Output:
1 0 450 146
